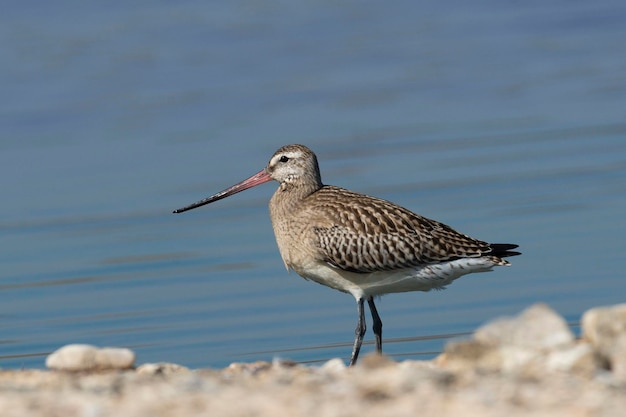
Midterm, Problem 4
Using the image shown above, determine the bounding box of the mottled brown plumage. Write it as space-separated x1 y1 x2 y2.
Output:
298 185 494 271
174 143 520 366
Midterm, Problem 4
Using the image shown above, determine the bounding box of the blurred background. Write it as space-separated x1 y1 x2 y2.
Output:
1 0 625 368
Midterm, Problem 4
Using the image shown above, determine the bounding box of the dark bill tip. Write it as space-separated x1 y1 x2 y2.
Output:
173 169 272 214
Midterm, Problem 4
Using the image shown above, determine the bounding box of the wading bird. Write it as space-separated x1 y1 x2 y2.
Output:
174 144 520 366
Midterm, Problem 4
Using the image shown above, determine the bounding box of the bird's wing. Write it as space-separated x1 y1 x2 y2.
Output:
308 186 492 273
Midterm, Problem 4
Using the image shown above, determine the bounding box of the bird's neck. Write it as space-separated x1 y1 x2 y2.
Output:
270 182 321 217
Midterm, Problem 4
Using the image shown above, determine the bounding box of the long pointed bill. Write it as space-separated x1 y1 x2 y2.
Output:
173 169 273 213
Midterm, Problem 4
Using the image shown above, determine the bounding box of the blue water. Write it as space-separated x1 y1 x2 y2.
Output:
1 1 625 368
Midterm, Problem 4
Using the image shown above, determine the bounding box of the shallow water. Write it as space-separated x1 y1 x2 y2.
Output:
1 1 625 368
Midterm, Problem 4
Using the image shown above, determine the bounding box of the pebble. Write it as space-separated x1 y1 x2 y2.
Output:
7 302 626 417
474 303 574 349
582 303 626 379
319 358 347 374
136 362 190 375
46 344 135 371
440 303 596 377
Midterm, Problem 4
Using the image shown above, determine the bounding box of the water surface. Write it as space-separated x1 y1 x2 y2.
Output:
1 1 625 368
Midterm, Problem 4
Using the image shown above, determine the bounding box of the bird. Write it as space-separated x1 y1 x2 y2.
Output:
173 144 520 366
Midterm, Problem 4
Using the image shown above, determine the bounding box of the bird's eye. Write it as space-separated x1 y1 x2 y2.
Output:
279 155 289 163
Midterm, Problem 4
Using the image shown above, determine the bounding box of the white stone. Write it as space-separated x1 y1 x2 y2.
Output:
475 303 574 350
319 358 347 374
582 304 626 354
545 343 597 375
46 344 135 371
582 304 626 379
497 345 540 372
136 362 189 375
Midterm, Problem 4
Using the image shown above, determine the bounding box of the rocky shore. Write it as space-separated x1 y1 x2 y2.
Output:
1 303 625 417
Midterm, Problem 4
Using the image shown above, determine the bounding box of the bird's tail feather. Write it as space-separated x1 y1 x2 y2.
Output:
489 243 521 258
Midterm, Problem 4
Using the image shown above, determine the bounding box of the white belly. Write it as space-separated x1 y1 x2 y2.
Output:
292 257 506 300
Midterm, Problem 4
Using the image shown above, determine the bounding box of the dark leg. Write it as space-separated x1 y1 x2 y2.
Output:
367 296 383 354
349 297 366 366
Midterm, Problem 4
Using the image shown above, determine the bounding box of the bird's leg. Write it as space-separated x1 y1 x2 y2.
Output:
367 296 383 354
349 297 366 366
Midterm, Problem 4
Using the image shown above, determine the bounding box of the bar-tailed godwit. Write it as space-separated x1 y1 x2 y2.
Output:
174 144 520 365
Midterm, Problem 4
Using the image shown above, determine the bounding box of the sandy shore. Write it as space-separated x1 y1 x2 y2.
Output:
1 303 625 417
